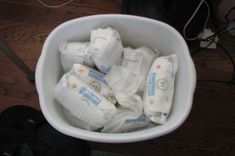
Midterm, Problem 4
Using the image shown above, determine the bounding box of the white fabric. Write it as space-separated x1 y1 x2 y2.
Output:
144 54 178 124
58 41 94 72
54 73 117 130
90 27 123 74
102 108 151 133
69 64 116 104
122 46 159 91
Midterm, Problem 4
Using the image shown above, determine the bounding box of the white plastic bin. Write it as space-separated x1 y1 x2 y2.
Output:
36 14 196 143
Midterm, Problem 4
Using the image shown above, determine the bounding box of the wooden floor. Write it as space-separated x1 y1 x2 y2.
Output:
1 0 235 155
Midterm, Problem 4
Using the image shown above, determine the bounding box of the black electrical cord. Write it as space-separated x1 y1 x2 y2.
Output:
201 6 235 42
226 27 235 34
196 41 235 84
192 6 235 84
191 35 215 56
191 7 233 54
192 6 235 55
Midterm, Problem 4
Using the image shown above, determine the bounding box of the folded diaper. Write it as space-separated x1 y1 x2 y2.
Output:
115 93 143 115
90 27 123 74
63 108 99 131
144 54 178 124
58 41 94 72
69 64 116 104
105 65 139 95
122 46 159 91
54 73 117 130
102 108 151 133
105 65 143 114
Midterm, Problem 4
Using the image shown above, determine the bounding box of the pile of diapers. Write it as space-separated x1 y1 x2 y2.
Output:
54 27 178 133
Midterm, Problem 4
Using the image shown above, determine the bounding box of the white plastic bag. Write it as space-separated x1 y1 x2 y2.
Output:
58 41 94 72
54 73 117 130
90 27 123 74
144 54 178 124
102 108 151 133
122 46 159 91
69 64 116 104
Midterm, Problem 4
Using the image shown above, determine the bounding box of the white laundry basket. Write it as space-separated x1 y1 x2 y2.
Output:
36 14 196 143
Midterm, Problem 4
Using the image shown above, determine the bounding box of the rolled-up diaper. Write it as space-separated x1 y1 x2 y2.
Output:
115 93 143 115
105 65 143 114
102 108 151 133
59 41 94 72
63 108 99 131
54 73 117 130
90 27 123 74
105 65 139 95
69 64 116 104
144 54 178 124
122 46 159 91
